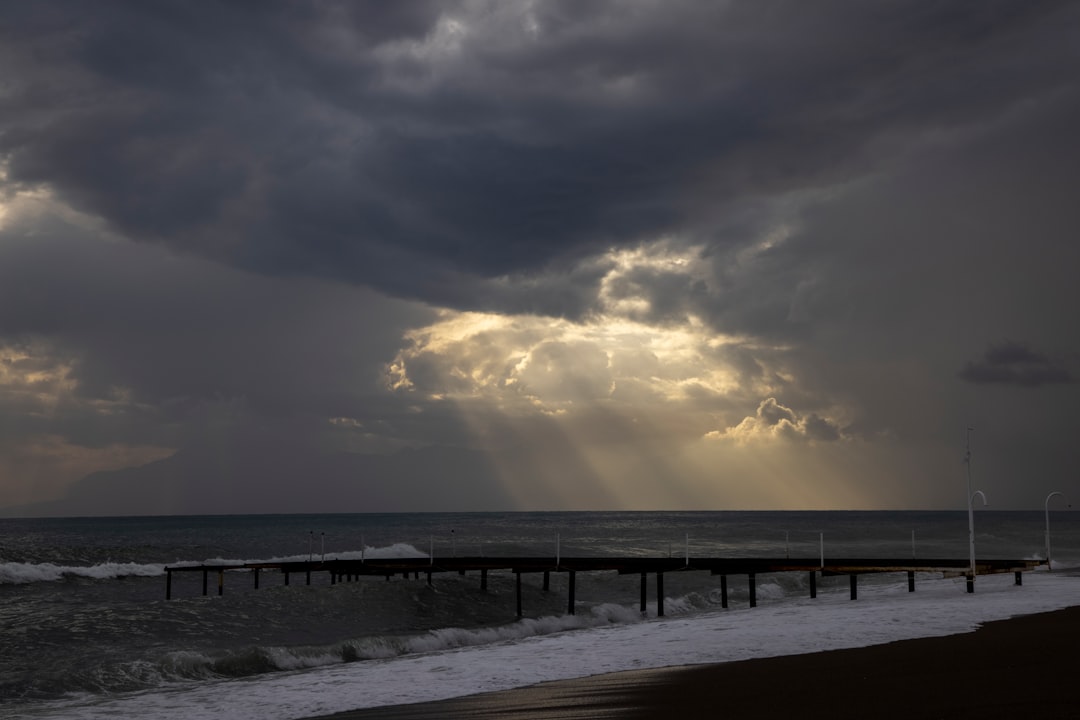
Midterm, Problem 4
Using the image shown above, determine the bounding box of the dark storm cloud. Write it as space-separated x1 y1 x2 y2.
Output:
960 341 1074 387
0 215 435 452
2 1 1076 316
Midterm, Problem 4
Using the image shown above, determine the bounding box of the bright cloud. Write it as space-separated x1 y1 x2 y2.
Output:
708 397 848 445
382 237 863 464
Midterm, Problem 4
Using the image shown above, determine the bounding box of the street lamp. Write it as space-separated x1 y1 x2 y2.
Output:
964 428 987 593
1044 491 1069 571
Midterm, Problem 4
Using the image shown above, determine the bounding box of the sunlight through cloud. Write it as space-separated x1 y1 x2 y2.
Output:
385 309 749 414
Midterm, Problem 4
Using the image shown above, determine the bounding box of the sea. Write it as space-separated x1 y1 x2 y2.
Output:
3 510 1080 719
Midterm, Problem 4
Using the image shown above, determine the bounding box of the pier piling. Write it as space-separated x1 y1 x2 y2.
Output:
657 572 665 617
515 571 522 618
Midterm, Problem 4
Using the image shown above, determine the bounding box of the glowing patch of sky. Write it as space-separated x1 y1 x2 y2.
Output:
376 240 861 509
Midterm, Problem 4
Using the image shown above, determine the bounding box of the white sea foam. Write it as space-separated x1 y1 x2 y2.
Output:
172 542 429 566
0 543 425 585
0 561 164 584
37 570 1080 720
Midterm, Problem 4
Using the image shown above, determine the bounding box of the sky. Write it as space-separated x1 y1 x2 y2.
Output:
1 1 1078 516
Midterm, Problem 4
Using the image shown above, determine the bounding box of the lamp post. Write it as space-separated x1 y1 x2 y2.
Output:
1044 491 1068 571
964 428 987 593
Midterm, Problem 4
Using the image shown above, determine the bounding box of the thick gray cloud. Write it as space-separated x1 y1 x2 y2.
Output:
2 1 1079 514
0 218 432 433
960 341 1074 387
3 1 1076 314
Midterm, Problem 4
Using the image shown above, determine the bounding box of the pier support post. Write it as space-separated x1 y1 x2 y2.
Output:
543 570 550 591
809 571 816 599
1015 571 1022 586
515 571 522 618
330 572 336 586
284 571 290 586
908 570 915 592
427 571 432 586
166 570 172 600
720 575 728 609
567 570 576 615
218 570 224 596
481 568 488 591
202 569 208 596
640 572 647 614
748 573 756 608
254 568 260 590
966 575 974 593
849 574 857 600
657 572 665 617
306 569 311 586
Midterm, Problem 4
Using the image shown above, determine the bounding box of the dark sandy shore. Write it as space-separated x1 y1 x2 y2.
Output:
319 605 1080 720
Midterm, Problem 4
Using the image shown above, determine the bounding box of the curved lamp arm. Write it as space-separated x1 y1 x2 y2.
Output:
1045 491 1068 572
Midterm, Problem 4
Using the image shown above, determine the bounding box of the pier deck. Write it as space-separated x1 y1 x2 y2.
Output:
164 555 1046 613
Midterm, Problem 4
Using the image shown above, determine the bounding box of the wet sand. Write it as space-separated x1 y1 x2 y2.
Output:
319 605 1080 719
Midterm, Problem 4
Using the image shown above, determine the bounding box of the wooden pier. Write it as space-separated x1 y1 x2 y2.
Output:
164 555 1045 615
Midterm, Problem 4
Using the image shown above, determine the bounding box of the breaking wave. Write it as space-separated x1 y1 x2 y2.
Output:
0 542 427 585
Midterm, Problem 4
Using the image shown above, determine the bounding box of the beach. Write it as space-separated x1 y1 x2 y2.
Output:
324 606 1080 719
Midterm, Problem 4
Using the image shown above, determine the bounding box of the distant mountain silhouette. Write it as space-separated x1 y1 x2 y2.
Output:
3 442 514 517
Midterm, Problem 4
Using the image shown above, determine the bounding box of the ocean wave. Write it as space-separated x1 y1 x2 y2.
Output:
30 596 668 698
0 543 428 585
0 561 164 584
168 542 430 568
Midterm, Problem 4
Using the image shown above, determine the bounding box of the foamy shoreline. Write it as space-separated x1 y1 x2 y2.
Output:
320 603 1080 719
